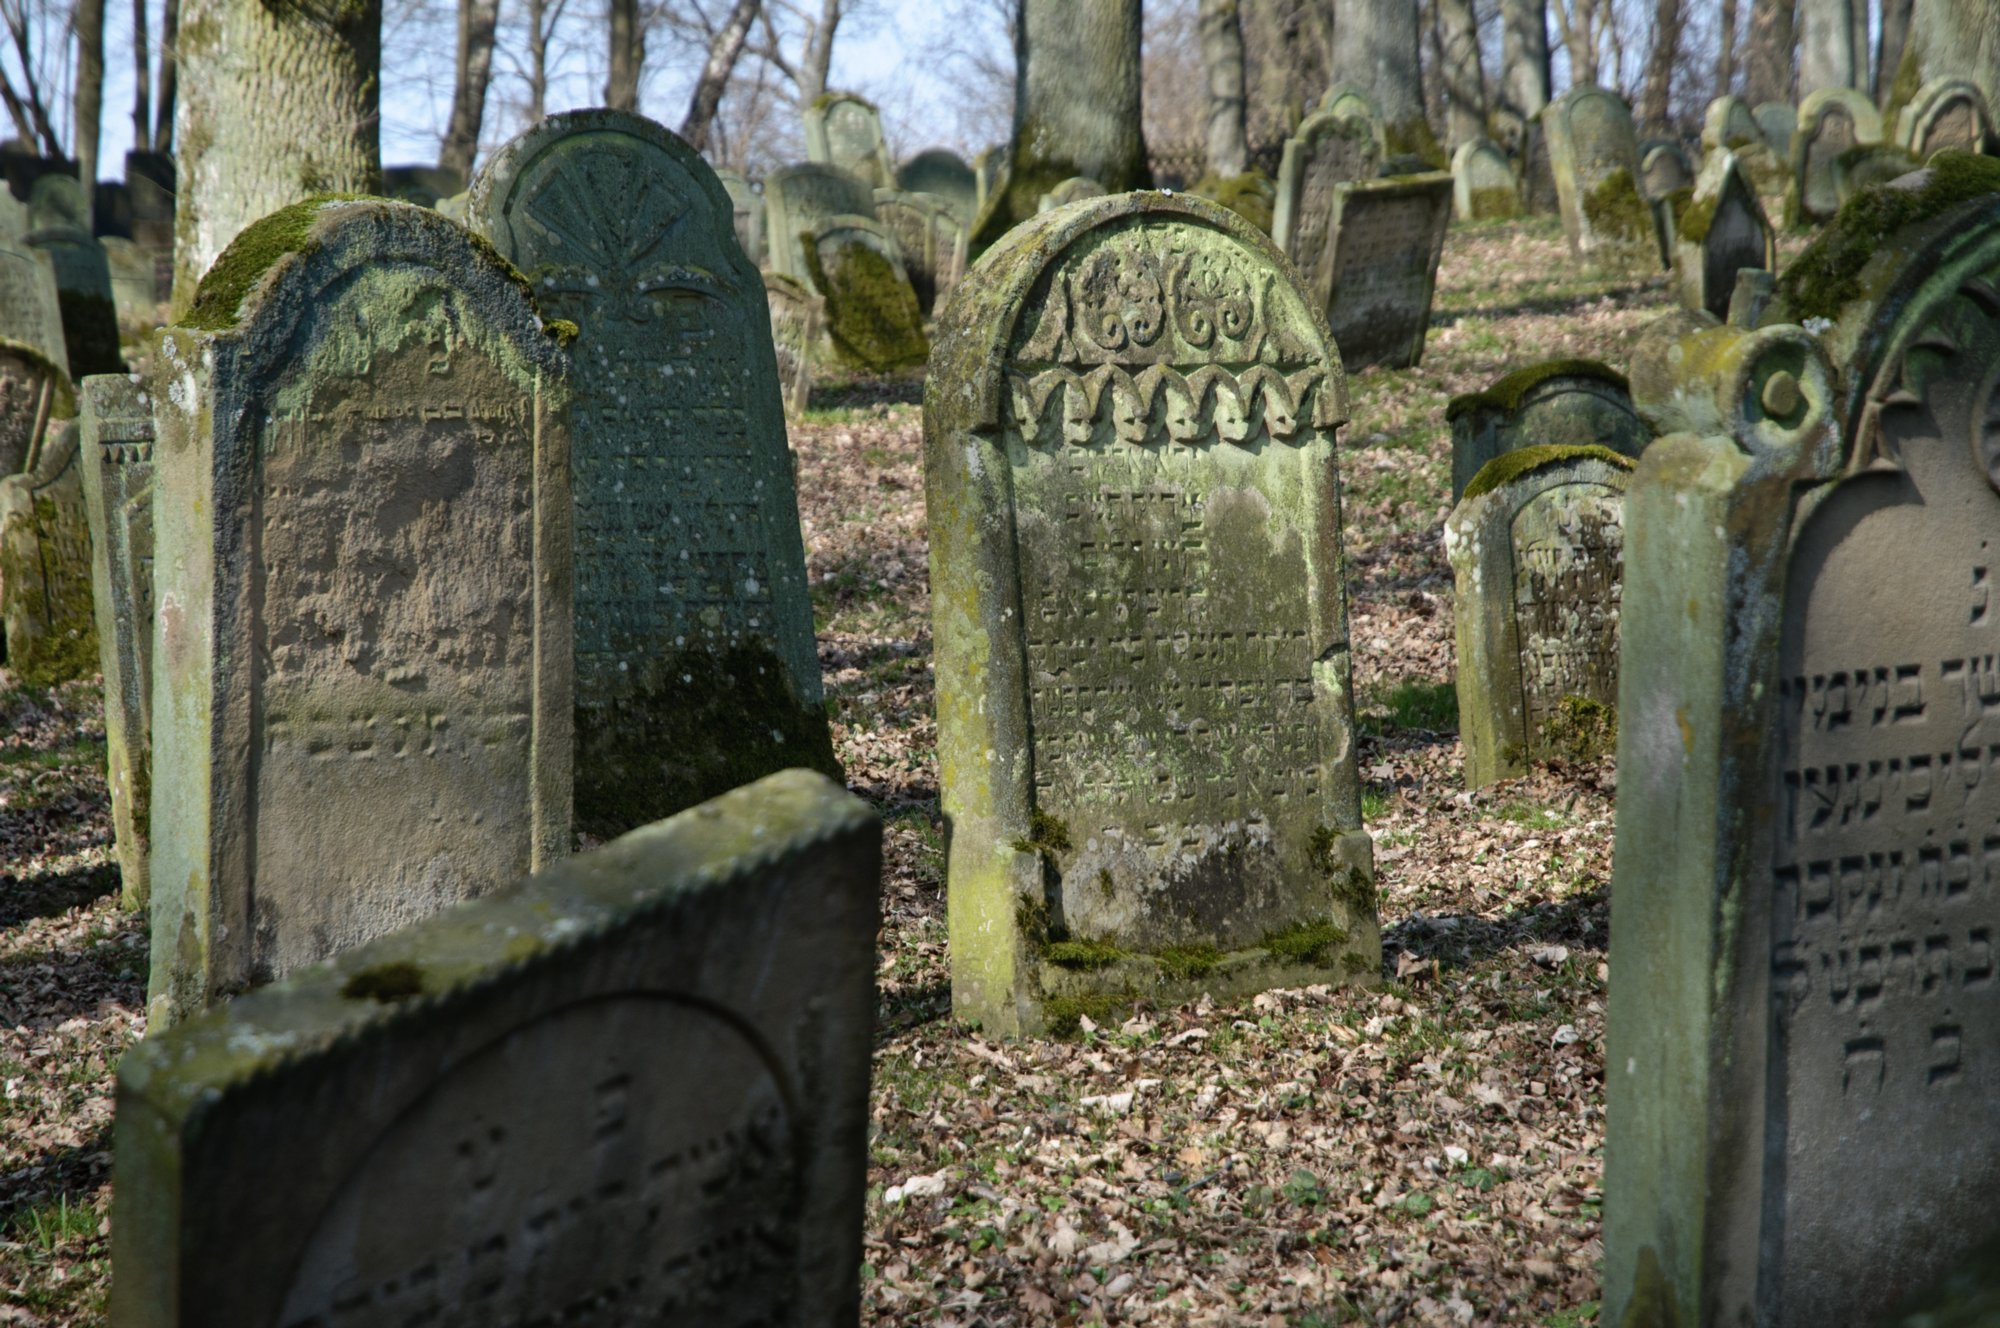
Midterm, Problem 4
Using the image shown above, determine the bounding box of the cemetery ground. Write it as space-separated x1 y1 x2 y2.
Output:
4 217 1671 1326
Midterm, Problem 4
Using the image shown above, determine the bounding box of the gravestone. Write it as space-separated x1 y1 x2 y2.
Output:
1447 359 1648 501
1706 95 1789 213
0 417 97 686
111 769 880 1328
1754 101 1797 159
1794 88 1885 223
714 167 765 266
469 110 835 838
382 163 464 208
0 337 70 477
973 146 1003 217
1604 190 2000 1327
1450 137 1520 221
897 147 979 227
1319 83 1382 126
1674 151 1774 321
762 162 876 283
101 236 159 338
874 186 967 315
1545 86 1657 274
1320 172 1454 371
1899 78 1996 161
146 197 574 1027
1037 176 1107 212
804 92 895 189
805 213 929 372
1833 142 1923 206
125 148 174 253
1638 139 1694 200
763 271 821 417
1703 96 1762 156
1522 116 1560 215
1273 108 1386 280
78 374 153 909
0 218 70 376
1446 445 1630 787
26 174 121 377
925 191 1378 1037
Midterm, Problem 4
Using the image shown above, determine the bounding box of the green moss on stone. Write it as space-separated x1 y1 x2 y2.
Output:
1468 185 1520 220
340 960 426 1002
1446 359 1628 422
180 194 369 331
1582 167 1653 246
1262 920 1350 964
1462 443 1634 501
1881 40 1925 138
1012 809 1073 860
1045 938 1123 970
1538 695 1618 765
1674 187 1716 243
1309 823 1377 915
1382 115 1448 170
1191 171 1276 235
542 318 579 347
802 236 929 372
1042 991 1128 1038
1156 945 1224 981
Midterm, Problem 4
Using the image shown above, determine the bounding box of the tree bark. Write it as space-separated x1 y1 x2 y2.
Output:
679 0 759 153
1875 0 1911 102
153 0 179 153
606 0 643 111
1798 0 1855 93
1327 0 1437 161
1637 0 1683 129
1497 0 1549 146
440 0 499 181
1716 0 1738 98
1198 0 1248 176
1240 0 1330 145
1550 0 1600 90
797 0 841 104
172 0 380 311
74 0 107 212
1892 0 2000 116
1435 0 1484 148
1742 0 1797 106
132 0 151 150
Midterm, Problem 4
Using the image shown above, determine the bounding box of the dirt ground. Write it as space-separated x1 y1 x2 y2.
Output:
0 215 1673 1326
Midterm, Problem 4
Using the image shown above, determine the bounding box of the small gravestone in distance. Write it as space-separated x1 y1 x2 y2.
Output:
26 175 121 377
147 198 574 1027
764 271 822 418
1674 151 1774 320
763 162 876 283
1794 88 1883 223
1546 86 1657 274
0 337 70 477
111 769 881 1328
0 417 97 686
1447 359 1649 501
0 223 70 377
382 164 465 208
1447 445 1629 787
715 168 765 266
804 92 895 189
1899 78 1996 160
1754 101 1797 158
806 214 929 372
101 237 159 339
874 187 966 314
1321 172 1453 370
926 192 1378 1037
1274 108 1386 280
470 110 836 838
1037 176 1107 212
1702 96 1762 158
1833 142 1923 206
897 147 979 227
1451 137 1520 221
1638 140 1693 200
78 374 154 908
1319 82 1381 125
1705 94 1788 212
1522 116 1560 214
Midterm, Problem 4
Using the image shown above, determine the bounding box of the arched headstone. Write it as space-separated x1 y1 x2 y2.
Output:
1795 88 1885 223
1273 108 1386 277
1898 78 1997 161
1447 358 1648 501
1451 137 1521 221
762 162 876 283
1674 151 1775 320
897 147 978 227
805 212 928 371
1546 86 1656 274
803 92 895 189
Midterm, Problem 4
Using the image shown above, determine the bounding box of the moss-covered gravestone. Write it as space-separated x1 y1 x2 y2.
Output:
1637 140 1692 200
1450 137 1520 221
1037 176 1107 212
1447 359 1648 501
804 91 896 190
469 110 835 839
897 147 979 227
78 374 154 910
763 162 876 284
146 198 575 1028
1445 445 1630 788
0 337 71 478
26 175 122 377
1273 108 1385 281
1674 151 1775 321
1604 185 2000 1327
715 167 765 266
1703 94 1762 159
111 769 880 1328
763 270 822 418
0 223 70 378
1794 88 1884 224
874 186 967 315
1546 86 1657 275
1905 79 1998 161
1319 172 1453 370
926 192 1378 1037
0 415 95 686
805 213 930 372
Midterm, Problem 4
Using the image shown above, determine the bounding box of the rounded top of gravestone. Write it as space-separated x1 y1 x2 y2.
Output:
27 174 87 233
1318 83 1381 120
1798 86 1884 146
1552 84 1635 122
1899 78 1996 156
1446 358 1628 422
0 334 75 418
1456 442 1634 503
1703 94 1761 151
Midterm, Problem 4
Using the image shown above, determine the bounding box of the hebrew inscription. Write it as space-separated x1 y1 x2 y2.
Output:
1512 482 1622 746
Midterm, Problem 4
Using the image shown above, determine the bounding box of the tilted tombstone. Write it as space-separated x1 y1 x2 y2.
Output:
1898 78 1997 161
926 192 1378 1037
1450 137 1521 221
1674 151 1775 321
0 416 96 686
874 186 967 315
0 217 71 377
1546 86 1657 274
1833 142 1923 207
897 147 979 227
1522 115 1560 215
1705 94 1789 212
78 374 154 909
1273 108 1386 279
1447 358 1649 501
0 336 70 477
1604 186 2000 1327
110 769 880 1328
763 271 822 418
805 213 929 372
1794 88 1885 224
101 236 159 339
1037 176 1107 212
803 92 895 189
714 167 766 266
1320 172 1453 371
762 162 876 283
1446 445 1631 788
1637 139 1694 200
146 198 574 1027
26 174 121 377
469 110 836 836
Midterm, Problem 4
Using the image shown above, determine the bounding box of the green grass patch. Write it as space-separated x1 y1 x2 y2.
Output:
1357 680 1458 737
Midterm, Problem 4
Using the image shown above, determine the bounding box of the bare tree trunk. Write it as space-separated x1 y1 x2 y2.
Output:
1198 0 1248 176
173 0 380 311
526 0 550 121
1241 0 1331 145
153 0 179 153
1798 0 1855 93
1550 0 1600 88
74 0 107 212
1497 0 1549 145
1328 0 1438 161
679 0 760 153
1875 0 1912 102
1435 0 1484 148
797 0 841 104
440 0 498 180
132 0 151 149
2 8 63 153
1638 0 1683 128
1891 0 2000 118
1717 0 1738 97
606 0 642 111
0 72 36 144
1742 0 1797 106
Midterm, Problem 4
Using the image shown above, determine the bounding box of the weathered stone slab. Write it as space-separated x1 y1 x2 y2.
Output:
1754 100 1797 158
0 337 71 477
1447 445 1629 787
763 271 821 418
146 198 574 1027
804 92 895 189
0 226 69 377
897 147 979 226
1898 78 1996 161
1037 176 1107 212
874 186 967 315
805 213 929 372
382 163 465 208
1637 139 1693 200
1450 137 1520 221
1274 108 1386 283
1320 171 1453 371
1832 142 1924 206
469 110 834 835
1447 359 1648 501
1521 115 1560 215
1605 189 2000 1327
101 236 160 338
1674 151 1774 321
1794 88 1884 223
0 410 93 686
1546 86 1657 274
78 374 153 908
110 769 880 1328
715 167 765 266
925 192 1377 1037
1705 94 1789 215
762 162 876 283
26 174 121 377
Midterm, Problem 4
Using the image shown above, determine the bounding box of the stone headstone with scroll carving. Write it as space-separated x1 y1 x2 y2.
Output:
471 110 835 839
763 162 876 284
1320 172 1453 370
1274 108 1385 284
763 271 821 418
1604 189 2000 1328
110 769 880 1328
925 192 1378 1037
0 413 93 686
26 174 121 377
1447 358 1648 501
804 92 895 189
1446 445 1630 787
1674 151 1774 321
146 197 574 1028
1546 86 1656 274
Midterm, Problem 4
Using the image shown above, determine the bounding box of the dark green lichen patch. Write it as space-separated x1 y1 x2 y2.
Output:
1044 938 1123 970
1155 945 1224 981
1467 185 1520 221
340 961 425 1002
1191 171 1276 235
1538 695 1618 765
1672 186 1714 243
541 318 579 347
1262 920 1350 965
1581 168 1653 248
1011 809 1073 860
1041 990 1129 1038
180 194 372 331
803 236 929 372
1445 358 1627 421
1461 443 1634 501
